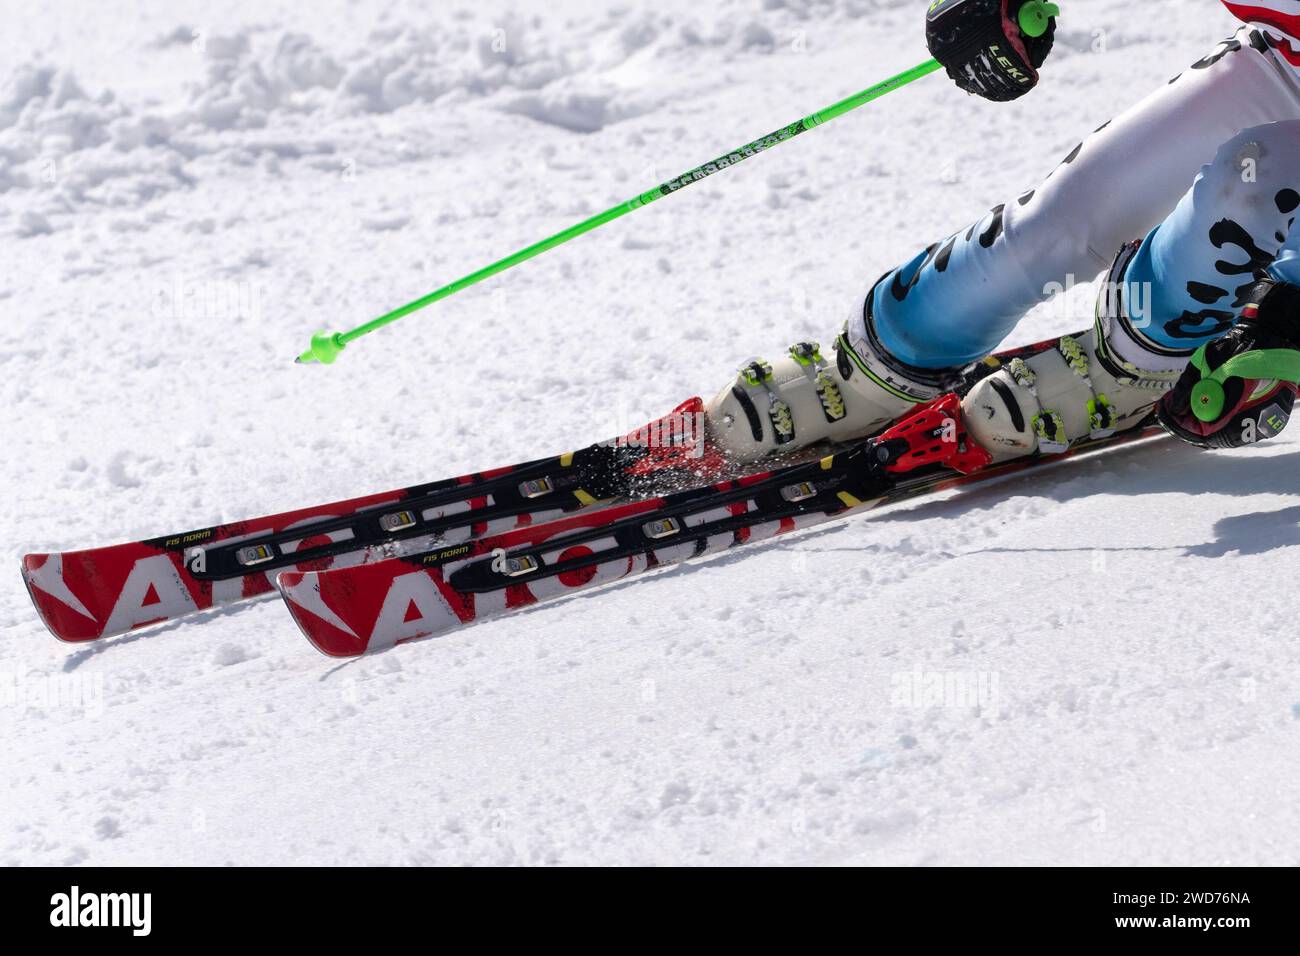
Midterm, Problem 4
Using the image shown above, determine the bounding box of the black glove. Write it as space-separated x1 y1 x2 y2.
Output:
926 0 1058 102
1158 278 1300 449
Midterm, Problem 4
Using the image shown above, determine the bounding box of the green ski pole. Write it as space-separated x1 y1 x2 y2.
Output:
292 62 937 365
295 1 1058 365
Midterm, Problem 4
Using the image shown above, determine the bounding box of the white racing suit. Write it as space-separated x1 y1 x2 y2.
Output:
707 26 1300 463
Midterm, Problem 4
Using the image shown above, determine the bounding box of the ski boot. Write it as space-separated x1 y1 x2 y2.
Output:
960 242 1184 462
704 291 961 464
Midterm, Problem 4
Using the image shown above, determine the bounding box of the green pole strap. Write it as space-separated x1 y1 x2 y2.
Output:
1189 345 1300 422
296 58 946 364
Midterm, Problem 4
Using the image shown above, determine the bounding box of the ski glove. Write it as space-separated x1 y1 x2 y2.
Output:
925 0 1058 102
1158 279 1300 450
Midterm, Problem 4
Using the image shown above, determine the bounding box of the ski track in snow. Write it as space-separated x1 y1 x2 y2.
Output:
4 0 1299 865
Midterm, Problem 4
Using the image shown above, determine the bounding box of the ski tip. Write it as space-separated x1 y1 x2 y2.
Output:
276 570 370 659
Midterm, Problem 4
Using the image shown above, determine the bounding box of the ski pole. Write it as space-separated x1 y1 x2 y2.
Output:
295 2 1058 365
292 62 937 364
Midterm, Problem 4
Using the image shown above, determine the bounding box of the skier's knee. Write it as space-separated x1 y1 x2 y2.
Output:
1200 122 1300 205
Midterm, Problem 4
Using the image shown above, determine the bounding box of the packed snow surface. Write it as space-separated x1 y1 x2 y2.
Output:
3 0 1298 865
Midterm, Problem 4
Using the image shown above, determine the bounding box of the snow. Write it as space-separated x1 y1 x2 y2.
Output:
3 0 1298 865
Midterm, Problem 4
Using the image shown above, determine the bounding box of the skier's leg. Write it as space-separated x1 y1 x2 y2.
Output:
1113 121 1300 365
1139 122 1300 448
706 29 1300 464
964 121 1300 460
870 28 1300 370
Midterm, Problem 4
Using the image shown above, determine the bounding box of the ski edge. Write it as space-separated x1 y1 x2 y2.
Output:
277 420 1167 659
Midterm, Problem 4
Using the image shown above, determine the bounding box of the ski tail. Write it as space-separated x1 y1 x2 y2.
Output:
279 494 676 657
21 543 219 644
17 483 422 644
21 553 93 643
279 561 470 658
277 570 365 658
21 397 725 645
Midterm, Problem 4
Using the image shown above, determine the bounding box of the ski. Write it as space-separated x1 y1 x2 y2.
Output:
279 392 1166 658
21 399 723 643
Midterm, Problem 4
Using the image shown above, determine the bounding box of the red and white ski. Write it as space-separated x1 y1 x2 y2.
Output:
279 393 1166 658
22 399 719 642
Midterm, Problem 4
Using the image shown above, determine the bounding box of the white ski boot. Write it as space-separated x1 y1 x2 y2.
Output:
704 290 959 463
960 241 1185 462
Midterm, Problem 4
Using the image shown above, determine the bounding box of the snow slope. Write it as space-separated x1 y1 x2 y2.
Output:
4 0 1299 866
